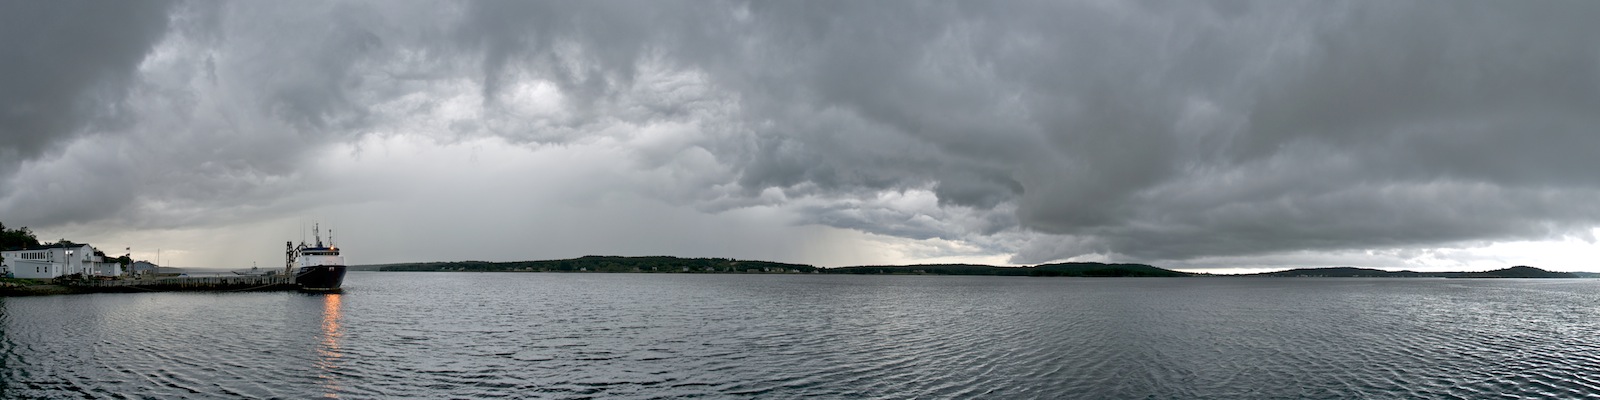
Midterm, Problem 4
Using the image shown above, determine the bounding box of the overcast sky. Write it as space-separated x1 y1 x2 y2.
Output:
3 1 1599 272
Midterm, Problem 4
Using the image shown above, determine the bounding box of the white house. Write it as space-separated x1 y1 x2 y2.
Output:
1 243 116 279
129 260 159 276
94 259 124 276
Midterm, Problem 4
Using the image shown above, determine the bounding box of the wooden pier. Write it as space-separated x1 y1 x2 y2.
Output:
77 275 299 293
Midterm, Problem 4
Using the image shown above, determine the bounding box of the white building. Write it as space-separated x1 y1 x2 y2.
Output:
1 243 119 279
129 260 160 276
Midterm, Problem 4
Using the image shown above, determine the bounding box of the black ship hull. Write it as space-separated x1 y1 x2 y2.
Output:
296 265 347 291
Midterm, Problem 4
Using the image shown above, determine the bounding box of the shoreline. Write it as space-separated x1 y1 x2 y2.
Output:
1 276 302 297
0 284 82 296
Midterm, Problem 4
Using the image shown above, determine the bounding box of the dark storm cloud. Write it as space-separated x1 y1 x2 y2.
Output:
710 1 1600 263
0 0 175 175
5 1 1600 267
1004 1 1600 262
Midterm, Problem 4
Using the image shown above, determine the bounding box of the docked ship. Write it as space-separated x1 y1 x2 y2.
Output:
286 224 346 291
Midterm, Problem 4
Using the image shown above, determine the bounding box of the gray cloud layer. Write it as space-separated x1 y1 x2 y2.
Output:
0 0 174 173
3 1 1599 267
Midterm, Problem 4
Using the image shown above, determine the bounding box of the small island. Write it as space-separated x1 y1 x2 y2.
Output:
1251 265 1579 278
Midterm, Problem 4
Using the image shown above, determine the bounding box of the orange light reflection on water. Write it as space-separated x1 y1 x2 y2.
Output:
316 294 344 398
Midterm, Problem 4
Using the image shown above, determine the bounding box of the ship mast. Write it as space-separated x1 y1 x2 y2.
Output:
285 241 296 276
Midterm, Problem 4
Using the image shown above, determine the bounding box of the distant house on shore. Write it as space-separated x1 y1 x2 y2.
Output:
129 260 160 276
1 243 121 279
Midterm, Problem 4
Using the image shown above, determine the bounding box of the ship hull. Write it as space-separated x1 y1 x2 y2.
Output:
295 265 346 291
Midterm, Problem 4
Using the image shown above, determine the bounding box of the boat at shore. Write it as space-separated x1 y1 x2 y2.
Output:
287 224 346 292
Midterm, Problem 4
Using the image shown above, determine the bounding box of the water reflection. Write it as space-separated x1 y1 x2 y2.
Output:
0 298 11 365
316 294 344 398
7 275 1600 398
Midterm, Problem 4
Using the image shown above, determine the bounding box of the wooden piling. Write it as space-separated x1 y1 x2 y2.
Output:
76 275 299 292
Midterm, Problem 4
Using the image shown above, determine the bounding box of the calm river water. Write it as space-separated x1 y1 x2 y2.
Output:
4 272 1600 398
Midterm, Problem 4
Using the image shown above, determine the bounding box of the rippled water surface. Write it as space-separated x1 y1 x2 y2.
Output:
5 273 1600 398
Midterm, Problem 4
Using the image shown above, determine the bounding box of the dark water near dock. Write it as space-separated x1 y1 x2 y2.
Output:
5 273 1600 398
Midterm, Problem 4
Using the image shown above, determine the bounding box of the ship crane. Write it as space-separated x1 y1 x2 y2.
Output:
285 223 325 280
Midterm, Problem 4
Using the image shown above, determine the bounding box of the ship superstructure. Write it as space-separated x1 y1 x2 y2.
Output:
286 224 346 291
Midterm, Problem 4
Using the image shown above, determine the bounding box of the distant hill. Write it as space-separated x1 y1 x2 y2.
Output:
363 255 820 274
1256 267 1431 278
358 257 1189 277
826 262 1188 277
1032 262 1189 277
827 264 1026 276
1252 266 1579 278
1447 266 1578 278
352 256 1582 279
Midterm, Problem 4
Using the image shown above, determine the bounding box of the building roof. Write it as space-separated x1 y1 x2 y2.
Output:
1 243 94 252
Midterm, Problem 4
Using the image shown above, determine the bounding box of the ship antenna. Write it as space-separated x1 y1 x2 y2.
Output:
329 229 335 247
314 223 323 247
